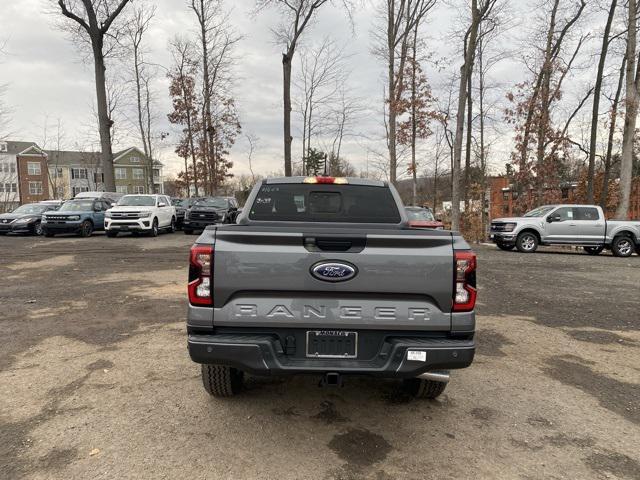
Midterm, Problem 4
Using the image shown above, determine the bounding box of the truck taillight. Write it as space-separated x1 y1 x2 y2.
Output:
188 245 213 306
453 251 477 312
303 176 348 184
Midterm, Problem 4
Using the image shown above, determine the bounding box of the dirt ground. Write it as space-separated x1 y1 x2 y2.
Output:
0 232 639 480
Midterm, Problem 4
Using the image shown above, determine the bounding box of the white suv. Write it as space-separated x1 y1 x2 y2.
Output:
105 194 176 237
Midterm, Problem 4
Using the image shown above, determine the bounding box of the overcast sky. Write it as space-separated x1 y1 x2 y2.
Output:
0 0 603 181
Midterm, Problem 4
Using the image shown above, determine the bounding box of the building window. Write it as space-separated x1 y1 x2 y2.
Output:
50 167 64 178
29 181 43 195
115 168 127 180
10 163 15 173
28 162 41 175
11 183 17 193
133 185 145 194
56 186 65 197
153 168 160 177
72 186 89 196
94 172 104 183
0 142 7 152
71 168 87 180
502 191 509 201
116 185 128 194
131 156 140 163
132 168 144 179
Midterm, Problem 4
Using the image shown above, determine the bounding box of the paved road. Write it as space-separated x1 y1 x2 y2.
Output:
0 233 638 480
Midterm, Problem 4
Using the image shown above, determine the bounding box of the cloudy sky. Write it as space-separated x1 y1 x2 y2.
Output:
0 0 601 181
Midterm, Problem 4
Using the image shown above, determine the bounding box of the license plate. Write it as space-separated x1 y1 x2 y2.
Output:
306 331 357 358
120 226 129 231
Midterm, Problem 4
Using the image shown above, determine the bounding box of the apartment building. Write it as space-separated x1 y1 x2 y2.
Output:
112 147 164 195
0 141 39 211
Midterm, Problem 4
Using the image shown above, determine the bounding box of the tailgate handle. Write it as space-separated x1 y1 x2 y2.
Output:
304 236 366 253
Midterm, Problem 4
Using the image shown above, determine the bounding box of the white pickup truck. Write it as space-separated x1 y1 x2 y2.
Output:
490 204 640 257
105 194 176 237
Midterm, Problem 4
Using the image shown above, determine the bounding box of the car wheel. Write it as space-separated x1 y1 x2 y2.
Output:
106 230 118 238
584 246 604 256
497 242 515 251
201 364 244 397
612 236 634 258
80 220 93 238
169 217 176 233
516 232 539 253
184 228 193 235
402 378 447 400
33 222 43 236
149 218 159 237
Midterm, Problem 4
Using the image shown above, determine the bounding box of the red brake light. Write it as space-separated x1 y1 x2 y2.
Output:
303 176 349 184
188 245 213 306
453 251 477 312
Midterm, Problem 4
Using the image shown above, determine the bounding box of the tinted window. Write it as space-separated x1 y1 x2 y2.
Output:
117 195 155 206
194 198 229 209
406 208 435 221
12 204 47 214
575 207 599 221
59 201 95 212
249 184 401 223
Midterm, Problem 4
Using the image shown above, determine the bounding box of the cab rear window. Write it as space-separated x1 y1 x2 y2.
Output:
249 184 401 223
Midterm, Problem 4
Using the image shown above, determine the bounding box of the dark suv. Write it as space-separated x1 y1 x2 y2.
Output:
183 197 239 234
42 198 112 237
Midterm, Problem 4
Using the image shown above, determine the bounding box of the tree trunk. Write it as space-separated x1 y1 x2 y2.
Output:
616 0 638 220
283 53 293 176
601 54 626 210
452 0 481 231
92 39 115 192
464 69 473 212
587 0 618 203
388 53 398 184
411 29 418 205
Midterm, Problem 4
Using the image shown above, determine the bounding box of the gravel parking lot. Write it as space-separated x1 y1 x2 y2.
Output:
0 233 638 480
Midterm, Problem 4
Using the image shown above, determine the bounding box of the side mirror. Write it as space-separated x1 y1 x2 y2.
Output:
548 214 561 223
158 202 167 207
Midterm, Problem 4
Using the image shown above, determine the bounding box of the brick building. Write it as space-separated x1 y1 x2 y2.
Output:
489 176 640 220
16 145 50 204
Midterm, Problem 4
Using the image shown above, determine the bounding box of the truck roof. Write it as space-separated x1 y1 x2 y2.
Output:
264 176 386 187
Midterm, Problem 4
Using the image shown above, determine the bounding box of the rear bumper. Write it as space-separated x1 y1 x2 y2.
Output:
188 334 474 378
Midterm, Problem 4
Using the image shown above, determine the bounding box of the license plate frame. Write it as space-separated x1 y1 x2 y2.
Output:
306 330 358 359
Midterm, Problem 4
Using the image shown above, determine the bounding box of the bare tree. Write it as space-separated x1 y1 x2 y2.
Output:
616 0 638 219
374 0 436 185
257 0 354 176
123 2 158 193
450 0 498 231
55 0 133 191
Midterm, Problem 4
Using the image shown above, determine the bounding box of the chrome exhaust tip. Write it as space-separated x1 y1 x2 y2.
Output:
417 371 450 383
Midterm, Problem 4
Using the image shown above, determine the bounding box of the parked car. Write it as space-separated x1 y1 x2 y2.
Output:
42 198 113 237
74 191 124 204
171 197 203 229
405 206 445 229
0 202 59 236
490 204 640 257
183 196 239 234
186 176 476 399
105 194 176 237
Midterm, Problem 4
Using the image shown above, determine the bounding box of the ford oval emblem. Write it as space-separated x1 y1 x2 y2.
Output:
311 261 358 282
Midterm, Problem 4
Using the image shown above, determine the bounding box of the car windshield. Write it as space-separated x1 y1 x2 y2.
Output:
12 204 47 215
194 198 228 208
524 206 556 217
117 195 155 207
59 201 95 212
171 198 182 206
406 208 435 222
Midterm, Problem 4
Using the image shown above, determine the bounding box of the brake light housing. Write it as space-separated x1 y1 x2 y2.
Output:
453 251 477 312
188 245 213 306
303 176 348 184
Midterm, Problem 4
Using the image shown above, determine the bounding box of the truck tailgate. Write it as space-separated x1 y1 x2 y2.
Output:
209 226 454 331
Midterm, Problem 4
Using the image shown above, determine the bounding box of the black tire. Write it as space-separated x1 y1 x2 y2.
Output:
201 364 244 397
402 378 447 399
149 218 159 237
184 228 193 235
106 230 118 238
497 242 515 251
79 220 93 238
584 246 604 256
612 236 634 258
168 217 176 233
636 246 640 256
33 222 43 236
516 231 539 253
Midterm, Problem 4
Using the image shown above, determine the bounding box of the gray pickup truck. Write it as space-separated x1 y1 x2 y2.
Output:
187 176 476 399
491 204 640 257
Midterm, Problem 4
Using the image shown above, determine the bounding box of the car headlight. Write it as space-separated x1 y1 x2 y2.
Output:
41 216 48 223
138 212 151 218
16 217 35 224
68 215 81 221
504 223 517 232
105 211 112 218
